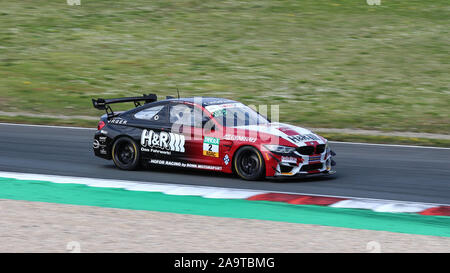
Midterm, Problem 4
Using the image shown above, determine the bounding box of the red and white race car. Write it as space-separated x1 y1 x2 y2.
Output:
92 95 336 180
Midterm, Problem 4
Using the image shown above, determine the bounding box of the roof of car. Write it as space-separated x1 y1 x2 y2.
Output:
165 97 238 107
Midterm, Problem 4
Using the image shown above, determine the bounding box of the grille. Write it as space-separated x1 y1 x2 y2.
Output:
316 144 326 154
300 163 323 172
296 146 315 155
296 144 326 155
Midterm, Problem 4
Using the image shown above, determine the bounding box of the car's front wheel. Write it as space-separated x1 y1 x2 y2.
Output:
233 146 265 181
112 136 140 170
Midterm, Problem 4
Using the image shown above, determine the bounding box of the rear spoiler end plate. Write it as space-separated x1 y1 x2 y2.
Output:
92 94 157 118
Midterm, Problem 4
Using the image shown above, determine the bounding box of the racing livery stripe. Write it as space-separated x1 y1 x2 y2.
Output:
0 171 448 216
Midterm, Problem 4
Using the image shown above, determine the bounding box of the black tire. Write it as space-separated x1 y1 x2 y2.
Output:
111 137 140 170
233 146 265 181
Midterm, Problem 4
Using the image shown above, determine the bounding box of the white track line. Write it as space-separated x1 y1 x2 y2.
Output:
1 122 449 150
0 122 95 130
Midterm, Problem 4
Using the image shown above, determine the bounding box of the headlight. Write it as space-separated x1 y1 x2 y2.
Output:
264 145 296 154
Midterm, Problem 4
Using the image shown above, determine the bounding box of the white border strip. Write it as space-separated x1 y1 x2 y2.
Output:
0 171 267 199
330 199 437 213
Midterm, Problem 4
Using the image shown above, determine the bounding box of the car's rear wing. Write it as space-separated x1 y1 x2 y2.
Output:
92 94 157 118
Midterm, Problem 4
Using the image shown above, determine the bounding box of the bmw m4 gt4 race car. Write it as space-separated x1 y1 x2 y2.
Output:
92 94 336 180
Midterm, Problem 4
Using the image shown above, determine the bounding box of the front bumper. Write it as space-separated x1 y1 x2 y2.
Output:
269 169 336 181
268 150 336 177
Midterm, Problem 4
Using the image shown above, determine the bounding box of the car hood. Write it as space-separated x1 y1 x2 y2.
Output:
231 122 326 147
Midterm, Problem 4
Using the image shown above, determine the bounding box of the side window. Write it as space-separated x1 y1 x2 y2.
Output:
134 105 168 123
169 104 204 128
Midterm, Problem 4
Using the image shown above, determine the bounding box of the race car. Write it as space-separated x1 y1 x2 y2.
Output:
92 94 336 180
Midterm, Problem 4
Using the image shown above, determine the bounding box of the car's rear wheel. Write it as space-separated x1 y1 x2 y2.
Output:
233 146 265 181
112 137 140 170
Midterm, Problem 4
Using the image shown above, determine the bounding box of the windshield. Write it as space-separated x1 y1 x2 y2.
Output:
205 103 269 127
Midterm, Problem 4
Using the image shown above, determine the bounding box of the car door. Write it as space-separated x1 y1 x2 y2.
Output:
128 102 184 165
169 102 222 167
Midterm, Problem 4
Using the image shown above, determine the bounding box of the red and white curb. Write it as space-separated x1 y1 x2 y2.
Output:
0 171 448 216
247 193 450 216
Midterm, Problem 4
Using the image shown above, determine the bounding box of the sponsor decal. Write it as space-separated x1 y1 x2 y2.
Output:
141 148 171 155
150 159 222 171
203 100 240 106
287 134 320 143
212 109 227 117
108 118 127 125
281 156 297 164
203 136 220 157
205 103 244 114
141 129 185 153
223 134 257 143
223 154 230 165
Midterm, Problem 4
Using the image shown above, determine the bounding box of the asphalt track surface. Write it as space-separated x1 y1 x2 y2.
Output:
0 123 449 204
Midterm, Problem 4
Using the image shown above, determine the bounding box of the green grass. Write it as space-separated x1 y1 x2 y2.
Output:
0 0 449 134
